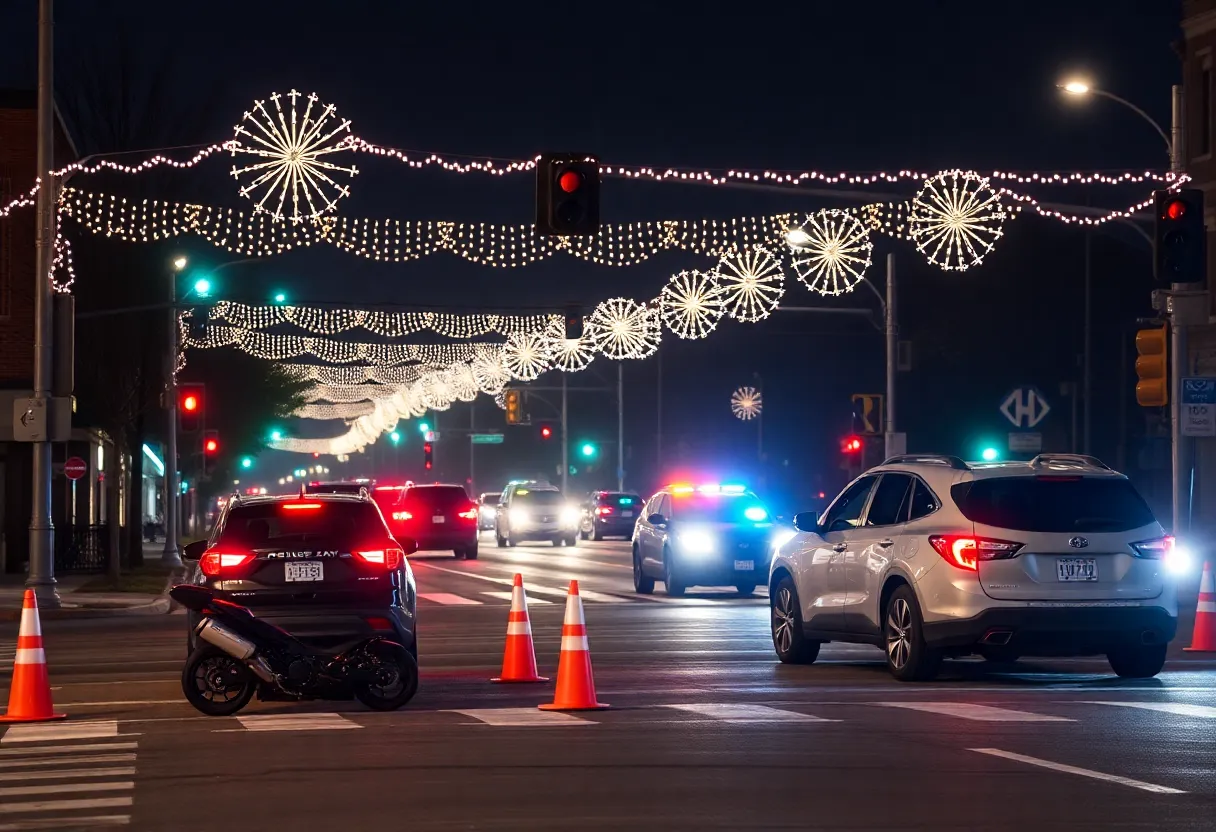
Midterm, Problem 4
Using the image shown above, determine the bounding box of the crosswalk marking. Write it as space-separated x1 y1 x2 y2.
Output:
2 722 119 744
970 748 1186 794
0 767 135 783
448 708 594 726
0 755 136 770
0 743 137 757
878 702 1072 722
0 781 134 799
0 797 133 816
1085 701 1216 719
232 713 361 732
481 591 553 604
0 816 130 830
418 592 483 606
666 704 833 723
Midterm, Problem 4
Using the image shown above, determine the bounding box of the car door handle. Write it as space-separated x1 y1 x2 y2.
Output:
879 539 894 548
832 543 847 552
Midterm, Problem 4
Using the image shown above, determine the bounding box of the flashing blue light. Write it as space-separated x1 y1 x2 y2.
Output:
697 484 721 494
721 484 747 494
744 506 768 522
981 447 999 462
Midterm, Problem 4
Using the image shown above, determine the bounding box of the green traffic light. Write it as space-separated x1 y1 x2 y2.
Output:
418 422 430 434
272 291 287 304
240 456 253 469
193 278 212 297
270 429 283 441
389 431 401 444
981 447 999 462
580 443 597 458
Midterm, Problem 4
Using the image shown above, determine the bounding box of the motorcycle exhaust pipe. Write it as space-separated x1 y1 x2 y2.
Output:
196 619 275 683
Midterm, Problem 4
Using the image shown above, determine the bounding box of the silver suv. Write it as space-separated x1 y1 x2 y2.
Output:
769 454 1180 681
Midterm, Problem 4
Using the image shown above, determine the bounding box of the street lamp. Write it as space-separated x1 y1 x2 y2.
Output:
172 256 188 272
1057 78 1177 169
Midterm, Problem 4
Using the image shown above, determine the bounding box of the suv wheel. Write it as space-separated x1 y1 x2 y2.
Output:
663 549 685 597
580 525 591 541
884 586 941 682
495 527 506 548
633 547 655 595
464 543 479 561
736 583 757 596
1107 644 1167 678
771 576 819 664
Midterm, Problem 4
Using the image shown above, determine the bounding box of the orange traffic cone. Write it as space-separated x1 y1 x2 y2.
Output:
0 590 65 723
539 580 608 711
492 574 548 683
1183 561 1216 652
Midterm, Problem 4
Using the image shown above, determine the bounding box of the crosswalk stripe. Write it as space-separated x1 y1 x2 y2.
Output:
447 708 594 726
0 815 130 830
2 722 119 744
1084 701 1216 719
666 704 834 723
418 593 482 606
0 743 137 757
0 782 133 799
0 767 136 783
230 713 361 732
480 591 553 604
0 797 133 815
522 584 631 604
878 702 1072 722
969 748 1186 794
0 755 135 770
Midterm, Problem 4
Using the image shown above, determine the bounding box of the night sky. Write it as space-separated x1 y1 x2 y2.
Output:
0 1 1186 512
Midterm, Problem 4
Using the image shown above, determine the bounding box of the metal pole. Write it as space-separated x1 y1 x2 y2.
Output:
656 352 662 470
469 401 475 493
1082 229 1092 455
617 363 624 491
754 372 763 462
561 373 568 495
161 271 181 566
1116 330 1129 473
884 253 897 459
27 0 59 606
1171 84 1183 173
1169 82 1188 536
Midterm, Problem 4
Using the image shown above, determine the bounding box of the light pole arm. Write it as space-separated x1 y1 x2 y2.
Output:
1090 89 1174 158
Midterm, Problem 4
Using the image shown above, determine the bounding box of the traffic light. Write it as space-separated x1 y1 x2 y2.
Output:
389 430 401 445
563 304 584 340
504 389 522 425
423 442 433 471
539 424 553 440
535 153 600 236
1135 326 1169 407
1154 188 1206 285
240 456 253 470
202 430 220 475
272 291 288 304
841 435 863 454
178 383 204 433
580 442 597 458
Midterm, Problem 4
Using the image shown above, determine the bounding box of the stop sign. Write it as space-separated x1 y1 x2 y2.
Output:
64 456 87 481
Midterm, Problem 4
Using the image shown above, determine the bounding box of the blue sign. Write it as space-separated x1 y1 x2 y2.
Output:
1182 377 1216 405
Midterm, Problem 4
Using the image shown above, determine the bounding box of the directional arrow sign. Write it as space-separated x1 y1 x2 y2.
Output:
1000 387 1051 429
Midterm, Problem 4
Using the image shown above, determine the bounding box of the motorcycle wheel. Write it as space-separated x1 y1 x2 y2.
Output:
353 642 419 711
182 646 256 716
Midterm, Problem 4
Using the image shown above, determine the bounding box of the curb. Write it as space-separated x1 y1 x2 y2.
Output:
0 567 187 622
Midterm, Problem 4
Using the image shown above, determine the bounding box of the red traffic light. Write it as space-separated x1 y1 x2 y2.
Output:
540 425 553 440
842 436 862 453
423 442 433 454
558 170 582 193
182 393 199 412
1165 199 1187 221
204 438 218 454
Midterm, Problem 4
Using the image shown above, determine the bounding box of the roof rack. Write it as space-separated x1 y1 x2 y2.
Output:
882 454 970 471
1028 454 1111 471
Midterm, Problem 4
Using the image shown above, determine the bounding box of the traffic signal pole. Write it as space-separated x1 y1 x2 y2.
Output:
884 253 898 460
561 373 569 496
1169 84 1188 538
162 266 182 566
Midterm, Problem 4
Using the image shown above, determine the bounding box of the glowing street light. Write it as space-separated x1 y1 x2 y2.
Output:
1061 80 1090 95
172 256 188 272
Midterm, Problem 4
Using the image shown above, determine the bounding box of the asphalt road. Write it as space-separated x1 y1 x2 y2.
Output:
1 536 1214 831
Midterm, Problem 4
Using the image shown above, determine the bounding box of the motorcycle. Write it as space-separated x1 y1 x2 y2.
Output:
170 585 419 717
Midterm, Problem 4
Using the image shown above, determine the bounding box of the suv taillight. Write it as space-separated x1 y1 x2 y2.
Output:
1130 535 1173 560
596 506 614 516
392 511 413 522
199 549 256 577
355 548 404 570
457 505 478 520
928 535 1024 571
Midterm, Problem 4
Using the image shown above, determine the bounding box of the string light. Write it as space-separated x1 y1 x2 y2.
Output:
731 386 763 421
293 401 376 420
544 317 598 372
207 301 553 338
589 298 661 360
715 245 785 322
471 351 510 395
787 210 873 297
660 269 725 339
501 331 551 381
908 171 1007 272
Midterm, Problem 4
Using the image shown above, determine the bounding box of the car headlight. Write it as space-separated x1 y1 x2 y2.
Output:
561 507 580 526
509 508 530 525
678 528 716 555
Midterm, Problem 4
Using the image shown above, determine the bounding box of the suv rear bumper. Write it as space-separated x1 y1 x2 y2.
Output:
922 606 1177 655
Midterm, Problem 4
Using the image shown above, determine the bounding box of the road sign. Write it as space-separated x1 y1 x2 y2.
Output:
470 433 504 444
63 456 87 480
850 394 884 435
1000 387 1050 428
1182 377 1216 437
1007 432 1043 453
12 398 47 442
424 431 440 442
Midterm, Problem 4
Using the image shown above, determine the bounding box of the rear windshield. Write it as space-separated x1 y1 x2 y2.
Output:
951 477 1156 533
305 483 365 495
672 495 768 523
599 493 643 508
402 486 471 509
516 491 565 506
219 501 387 548
479 494 500 506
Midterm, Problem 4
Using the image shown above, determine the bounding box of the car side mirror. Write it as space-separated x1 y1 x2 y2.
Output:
399 537 418 555
182 540 207 561
648 513 667 526
793 512 820 534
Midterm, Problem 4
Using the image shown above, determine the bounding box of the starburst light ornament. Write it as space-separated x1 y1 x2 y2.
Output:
715 245 785 322
660 269 725 339
502 331 551 381
731 386 763 421
230 90 359 224
544 317 597 372
787 210 873 296
589 298 661 360
908 170 1007 271
472 351 510 394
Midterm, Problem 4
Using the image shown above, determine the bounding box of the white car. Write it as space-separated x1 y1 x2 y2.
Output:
769 454 1183 681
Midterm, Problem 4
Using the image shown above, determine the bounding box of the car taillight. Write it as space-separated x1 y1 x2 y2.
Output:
392 511 413 521
199 549 256 577
596 506 614 516
458 506 478 520
1131 535 1173 560
928 536 1023 571
356 548 404 570
365 616 394 632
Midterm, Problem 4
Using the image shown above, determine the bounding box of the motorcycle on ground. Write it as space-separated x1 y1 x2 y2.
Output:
171 584 418 717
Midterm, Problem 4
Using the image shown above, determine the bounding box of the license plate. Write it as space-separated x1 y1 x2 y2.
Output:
621 511 633 518
432 515 445 524
734 560 754 571
1057 557 1097 582
285 561 324 582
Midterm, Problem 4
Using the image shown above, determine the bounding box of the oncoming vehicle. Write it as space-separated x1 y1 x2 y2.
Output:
769 454 1184 681
496 486 579 547
478 492 501 531
579 491 644 541
632 483 779 596
392 483 480 559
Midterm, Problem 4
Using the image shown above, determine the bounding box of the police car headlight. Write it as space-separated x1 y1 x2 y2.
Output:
678 528 716 556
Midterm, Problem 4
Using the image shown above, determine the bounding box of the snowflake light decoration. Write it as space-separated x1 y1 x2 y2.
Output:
660 269 725 339
494 391 507 410
446 365 478 402
230 90 359 224
544 317 597 372
731 386 763 420
715 245 785 322
908 170 1007 272
589 298 661 360
787 210 873 296
471 351 509 394
502 332 551 381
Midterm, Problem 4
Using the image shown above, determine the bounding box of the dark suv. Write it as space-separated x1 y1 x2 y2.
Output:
184 492 418 657
579 491 645 540
389 484 480 559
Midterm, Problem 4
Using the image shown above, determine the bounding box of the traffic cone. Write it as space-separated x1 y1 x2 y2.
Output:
492 574 548 683
539 580 608 711
1183 561 1216 652
0 590 65 723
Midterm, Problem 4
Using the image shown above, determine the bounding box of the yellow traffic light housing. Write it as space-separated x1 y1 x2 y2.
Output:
1134 327 1168 407
504 389 522 424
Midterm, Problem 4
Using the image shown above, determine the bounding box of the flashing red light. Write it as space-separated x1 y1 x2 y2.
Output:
204 438 219 454
181 394 199 412
1165 199 1187 221
842 436 862 453
558 170 582 193
423 442 433 454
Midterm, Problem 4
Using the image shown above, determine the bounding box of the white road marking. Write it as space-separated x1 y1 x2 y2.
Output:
448 708 594 726
418 593 482 606
878 702 1072 722
969 748 1186 794
666 704 834 723
412 563 631 603
0 816 130 830
230 713 361 732
0 743 137 757
0 767 135 783
0 755 135 770
1084 701 1216 719
0 781 133 799
0 797 133 815
2 722 118 744
480 591 553 604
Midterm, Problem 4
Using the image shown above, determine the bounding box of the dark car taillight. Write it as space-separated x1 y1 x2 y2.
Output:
928 535 1023 571
1130 535 1174 560
355 547 404 570
457 504 478 521
199 549 256 577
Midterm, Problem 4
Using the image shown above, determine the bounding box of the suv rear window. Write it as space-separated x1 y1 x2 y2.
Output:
403 486 471 510
951 477 1156 533
599 493 642 508
219 501 387 547
479 493 500 506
